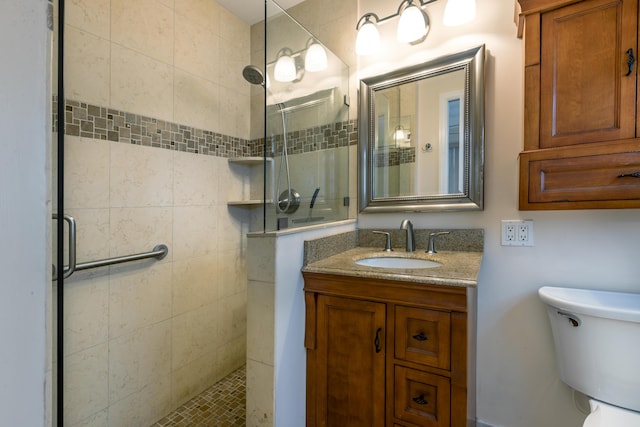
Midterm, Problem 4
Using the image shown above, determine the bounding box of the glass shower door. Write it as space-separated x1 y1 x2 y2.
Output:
51 0 62 424
264 0 351 232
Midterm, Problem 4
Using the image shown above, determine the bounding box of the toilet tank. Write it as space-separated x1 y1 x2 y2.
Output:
538 286 640 413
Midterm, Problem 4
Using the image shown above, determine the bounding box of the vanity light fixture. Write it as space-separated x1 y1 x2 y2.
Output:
355 14 382 56
393 86 407 145
273 39 328 83
355 0 475 56
393 125 406 144
397 1 429 43
304 39 328 72
274 47 297 82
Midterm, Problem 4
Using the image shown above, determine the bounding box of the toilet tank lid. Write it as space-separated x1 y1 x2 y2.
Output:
539 286 640 323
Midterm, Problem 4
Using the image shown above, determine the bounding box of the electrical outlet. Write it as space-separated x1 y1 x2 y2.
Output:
504 223 516 242
501 220 534 246
518 223 529 242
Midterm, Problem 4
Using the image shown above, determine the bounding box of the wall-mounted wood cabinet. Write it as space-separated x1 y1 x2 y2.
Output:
518 0 640 209
303 272 476 427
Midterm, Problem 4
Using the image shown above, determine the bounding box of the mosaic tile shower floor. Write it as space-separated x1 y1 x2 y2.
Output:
151 365 246 427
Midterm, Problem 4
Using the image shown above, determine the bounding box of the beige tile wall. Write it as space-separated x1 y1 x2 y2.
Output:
63 0 250 425
65 0 251 140
63 137 248 426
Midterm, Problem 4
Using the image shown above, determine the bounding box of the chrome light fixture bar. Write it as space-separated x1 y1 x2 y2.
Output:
272 38 329 83
355 0 476 56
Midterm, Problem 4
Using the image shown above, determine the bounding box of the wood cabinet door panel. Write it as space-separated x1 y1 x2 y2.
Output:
394 365 451 427
395 306 451 370
528 150 640 202
316 295 386 427
540 0 638 148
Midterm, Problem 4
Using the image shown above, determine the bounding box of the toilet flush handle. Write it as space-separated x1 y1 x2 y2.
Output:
557 311 581 327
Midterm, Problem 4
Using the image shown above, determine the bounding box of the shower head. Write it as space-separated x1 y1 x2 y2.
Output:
242 65 265 86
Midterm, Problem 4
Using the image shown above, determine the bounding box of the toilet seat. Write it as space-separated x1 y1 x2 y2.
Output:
583 399 640 427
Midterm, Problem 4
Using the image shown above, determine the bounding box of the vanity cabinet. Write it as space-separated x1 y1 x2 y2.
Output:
517 0 640 209
303 272 476 427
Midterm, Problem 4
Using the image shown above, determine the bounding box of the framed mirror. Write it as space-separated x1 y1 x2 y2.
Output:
358 45 485 212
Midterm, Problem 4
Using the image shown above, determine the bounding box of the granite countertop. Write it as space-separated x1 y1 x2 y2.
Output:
302 246 482 288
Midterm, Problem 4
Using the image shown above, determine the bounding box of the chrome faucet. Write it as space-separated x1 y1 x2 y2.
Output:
400 219 415 252
427 231 450 254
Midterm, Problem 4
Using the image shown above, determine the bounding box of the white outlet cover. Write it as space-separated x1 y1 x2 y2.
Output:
501 220 534 246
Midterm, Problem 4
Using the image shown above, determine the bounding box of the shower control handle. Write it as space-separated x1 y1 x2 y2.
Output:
310 187 320 208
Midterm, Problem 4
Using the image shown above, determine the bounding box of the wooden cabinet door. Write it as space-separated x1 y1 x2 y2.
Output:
539 0 638 148
315 295 386 427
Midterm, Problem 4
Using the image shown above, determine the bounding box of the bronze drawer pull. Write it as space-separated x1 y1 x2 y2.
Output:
374 328 382 353
412 395 428 405
412 332 428 341
618 171 640 178
626 48 635 77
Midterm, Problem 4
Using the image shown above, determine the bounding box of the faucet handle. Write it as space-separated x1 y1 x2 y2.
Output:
372 231 393 252
426 231 450 254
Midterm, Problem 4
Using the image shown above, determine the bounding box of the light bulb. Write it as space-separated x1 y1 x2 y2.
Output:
305 43 328 72
443 0 476 26
394 126 405 143
356 20 381 56
274 51 296 82
397 4 427 43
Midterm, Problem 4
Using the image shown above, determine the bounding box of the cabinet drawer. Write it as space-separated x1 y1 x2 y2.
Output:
527 151 640 203
394 365 451 427
395 306 451 369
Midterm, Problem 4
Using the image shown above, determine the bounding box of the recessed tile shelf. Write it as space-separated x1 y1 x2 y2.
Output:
227 200 273 207
227 157 273 207
228 156 269 165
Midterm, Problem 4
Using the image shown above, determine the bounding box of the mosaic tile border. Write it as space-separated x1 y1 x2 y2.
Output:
268 119 358 157
374 146 416 167
57 98 357 159
62 99 251 157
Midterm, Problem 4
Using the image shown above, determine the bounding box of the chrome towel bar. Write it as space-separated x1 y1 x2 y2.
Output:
74 244 168 272
53 214 168 280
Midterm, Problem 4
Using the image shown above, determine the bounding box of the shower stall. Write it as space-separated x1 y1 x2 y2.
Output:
254 0 351 232
52 0 350 425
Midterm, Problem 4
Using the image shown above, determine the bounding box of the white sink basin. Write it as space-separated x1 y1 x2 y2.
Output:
355 257 442 269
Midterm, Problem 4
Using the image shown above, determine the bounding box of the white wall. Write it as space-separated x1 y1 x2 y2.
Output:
279 0 640 425
246 221 357 427
353 0 640 426
0 0 50 425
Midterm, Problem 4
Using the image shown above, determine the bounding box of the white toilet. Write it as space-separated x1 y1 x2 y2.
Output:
538 286 640 427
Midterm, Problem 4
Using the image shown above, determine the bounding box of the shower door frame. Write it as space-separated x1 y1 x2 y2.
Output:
53 0 66 425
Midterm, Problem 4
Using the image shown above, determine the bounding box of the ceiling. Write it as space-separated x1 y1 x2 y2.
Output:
217 0 306 25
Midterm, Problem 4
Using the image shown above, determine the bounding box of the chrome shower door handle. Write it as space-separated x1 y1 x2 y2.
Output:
52 213 77 280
